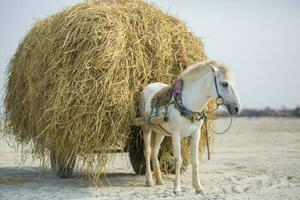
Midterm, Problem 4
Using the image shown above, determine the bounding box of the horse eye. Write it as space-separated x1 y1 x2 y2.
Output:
222 82 228 87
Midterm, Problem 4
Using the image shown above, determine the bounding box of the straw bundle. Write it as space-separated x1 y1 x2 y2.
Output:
4 0 215 179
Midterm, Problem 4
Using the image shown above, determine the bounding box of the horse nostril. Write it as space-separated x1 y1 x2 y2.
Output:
234 106 239 114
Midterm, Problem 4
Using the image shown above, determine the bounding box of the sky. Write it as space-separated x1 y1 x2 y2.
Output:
0 0 299 109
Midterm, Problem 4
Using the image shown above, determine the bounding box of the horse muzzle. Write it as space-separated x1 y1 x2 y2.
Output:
226 104 241 116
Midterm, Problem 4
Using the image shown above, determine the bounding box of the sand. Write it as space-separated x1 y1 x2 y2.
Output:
0 117 299 200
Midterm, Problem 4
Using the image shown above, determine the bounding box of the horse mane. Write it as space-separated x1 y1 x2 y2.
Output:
182 60 234 84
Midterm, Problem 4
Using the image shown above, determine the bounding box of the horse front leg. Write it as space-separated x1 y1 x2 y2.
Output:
172 134 182 195
191 129 205 194
143 126 154 187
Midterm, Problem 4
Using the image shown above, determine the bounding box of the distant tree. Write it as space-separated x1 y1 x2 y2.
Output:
292 106 300 117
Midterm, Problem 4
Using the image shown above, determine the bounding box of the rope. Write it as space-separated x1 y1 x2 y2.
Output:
209 116 233 135
157 124 172 135
204 112 233 160
204 102 233 134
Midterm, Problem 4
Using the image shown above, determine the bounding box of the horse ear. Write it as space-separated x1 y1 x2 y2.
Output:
206 62 219 74
205 59 216 64
215 63 235 85
203 60 218 70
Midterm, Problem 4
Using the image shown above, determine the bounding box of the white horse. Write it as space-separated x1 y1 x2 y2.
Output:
138 60 241 195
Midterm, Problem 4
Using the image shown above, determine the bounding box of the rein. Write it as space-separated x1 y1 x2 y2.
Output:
203 106 233 160
204 65 233 159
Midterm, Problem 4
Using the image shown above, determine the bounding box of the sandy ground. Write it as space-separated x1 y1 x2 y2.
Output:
0 117 299 200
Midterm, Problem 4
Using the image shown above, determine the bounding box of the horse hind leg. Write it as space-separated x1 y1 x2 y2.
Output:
143 125 154 187
151 132 164 185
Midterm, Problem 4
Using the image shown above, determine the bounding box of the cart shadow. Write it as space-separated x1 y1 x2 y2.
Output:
0 167 147 188
0 166 89 188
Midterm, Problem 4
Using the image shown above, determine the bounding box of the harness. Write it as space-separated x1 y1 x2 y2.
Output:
147 65 231 160
148 65 224 125
173 79 206 122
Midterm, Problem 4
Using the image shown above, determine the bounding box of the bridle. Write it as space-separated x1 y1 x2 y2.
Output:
206 65 233 135
210 65 224 107
204 65 233 160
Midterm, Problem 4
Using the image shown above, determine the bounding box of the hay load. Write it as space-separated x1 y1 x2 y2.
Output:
5 0 215 179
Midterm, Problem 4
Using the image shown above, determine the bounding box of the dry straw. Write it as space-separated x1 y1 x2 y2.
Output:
5 0 216 182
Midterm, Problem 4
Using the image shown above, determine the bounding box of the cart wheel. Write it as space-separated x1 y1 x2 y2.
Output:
50 150 76 178
128 126 147 174
128 126 188 175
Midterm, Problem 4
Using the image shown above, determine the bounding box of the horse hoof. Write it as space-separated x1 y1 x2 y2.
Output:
173 190 182 196
196 188 206 195
145 180 154 187
156 179 164 185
